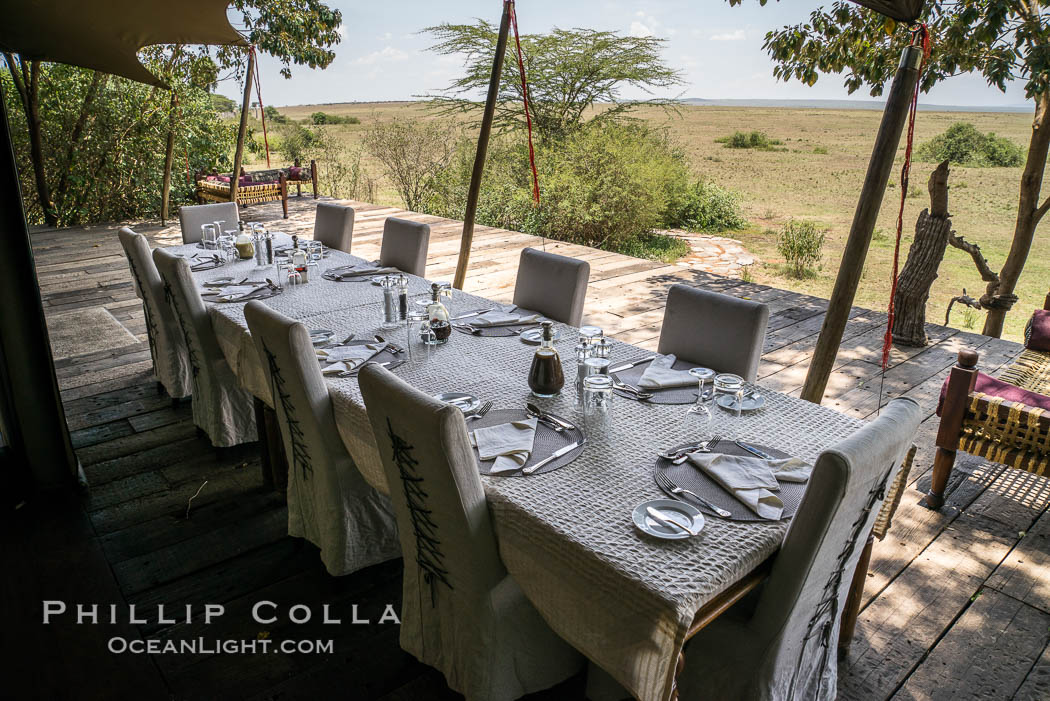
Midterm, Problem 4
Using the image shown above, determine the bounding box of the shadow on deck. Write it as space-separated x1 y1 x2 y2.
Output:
8 197 1049 700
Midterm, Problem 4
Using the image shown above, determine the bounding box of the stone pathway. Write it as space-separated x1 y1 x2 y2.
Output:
662 229 758 277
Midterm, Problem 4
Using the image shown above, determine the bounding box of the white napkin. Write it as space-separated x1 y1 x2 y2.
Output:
212 284 261 301
637 354 696 390
329 265 398 279
688 453 812 520
469 304 542 328
316 342 386 370
470 418 538 474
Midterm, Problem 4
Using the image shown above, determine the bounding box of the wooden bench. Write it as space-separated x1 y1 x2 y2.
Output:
922 290 1050 509
194 159 319 219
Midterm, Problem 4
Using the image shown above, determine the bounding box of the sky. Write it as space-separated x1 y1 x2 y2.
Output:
217 1 1032 109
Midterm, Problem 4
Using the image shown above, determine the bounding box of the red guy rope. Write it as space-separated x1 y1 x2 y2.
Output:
882 24 931 370
250 46 271 168
509 1 540 205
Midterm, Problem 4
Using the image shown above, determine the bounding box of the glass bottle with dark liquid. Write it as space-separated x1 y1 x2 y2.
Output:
528 321 564 398
426 282 451 345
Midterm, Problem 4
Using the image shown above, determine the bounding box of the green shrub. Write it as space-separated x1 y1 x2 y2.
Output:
616 232 691 263
263 105 289 125
277 123 316 162
716 130 784 150
777 220 826 278
424 123 742 259
664 180 744 232
310 111 360 125
917 122 1024 167
813 145 829 155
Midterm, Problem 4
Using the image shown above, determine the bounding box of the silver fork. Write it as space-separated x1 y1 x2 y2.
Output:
466 401 493 421
657 472 732 518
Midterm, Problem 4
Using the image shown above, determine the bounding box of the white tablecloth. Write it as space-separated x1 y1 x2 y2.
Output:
174 237 866 701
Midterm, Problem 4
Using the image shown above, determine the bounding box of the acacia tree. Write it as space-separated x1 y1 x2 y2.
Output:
731 0 1050 337
363 117 458 211
423 23 683 141
3 0 341 227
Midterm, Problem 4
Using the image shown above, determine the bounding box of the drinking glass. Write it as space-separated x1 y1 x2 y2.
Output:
714 372 746 420
687 367 716 439
579 326 602 345
200 223 218 249
582 374 614 435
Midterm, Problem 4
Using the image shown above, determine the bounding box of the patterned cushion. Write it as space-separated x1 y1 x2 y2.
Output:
1025 310 1050 352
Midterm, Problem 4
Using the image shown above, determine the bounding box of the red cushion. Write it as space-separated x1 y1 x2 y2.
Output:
288 166 302 179
218 175 231 183
937 370 1050 416
1026 309 1050 352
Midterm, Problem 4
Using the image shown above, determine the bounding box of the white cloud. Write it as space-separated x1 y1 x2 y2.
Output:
352 46 409 65
710 29 746 41
377 32 393 41
629 20 654 37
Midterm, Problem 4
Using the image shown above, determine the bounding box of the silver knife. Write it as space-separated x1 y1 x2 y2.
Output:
609 357 656 374
522 441 580 474
646 507 697 536
735 441 774 460
451 309 492 321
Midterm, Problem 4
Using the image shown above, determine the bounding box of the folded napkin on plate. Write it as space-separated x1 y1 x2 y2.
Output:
470 418 538 474
688 452 812 520
316 342 386 371
206 284 263 301
328 265 398 279
637 354 695 390
469 304 542 328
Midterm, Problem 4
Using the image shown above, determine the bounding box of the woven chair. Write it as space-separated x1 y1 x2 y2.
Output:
512 247 590 327
378 217 430 278
153 248 256 447
117 228 192 401
178 202 239 245
244 301 399 576
658 284 770 381
676 397 921 701
358 364 584 701
313 202 354 253
923 291 1050 509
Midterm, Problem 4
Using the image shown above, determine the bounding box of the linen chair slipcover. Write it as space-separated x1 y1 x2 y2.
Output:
378 217 430 277
243 301 400 576
658 283 770 381
178 201 239 244
117 228 192 399
313 202 355 253
512 247 590 327
153 248 256 446
677 397 922 701
358 364 584 701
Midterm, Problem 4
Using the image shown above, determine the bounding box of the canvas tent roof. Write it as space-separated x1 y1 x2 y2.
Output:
0 0 246 86
852 0 924 23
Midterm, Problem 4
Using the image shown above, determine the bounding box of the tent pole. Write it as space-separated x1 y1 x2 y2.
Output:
800 45 922 404
452 0 512 290
0 78 78 493
230 47 255 205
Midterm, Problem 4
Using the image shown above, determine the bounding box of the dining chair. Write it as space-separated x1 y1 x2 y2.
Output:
358 364 584 701
117 228 192 401
512 247 590 326
152 248 256 447
313 202 355 253
243 302 400 576
378 217 430 277
657 283 769 381
178 202 239 244
676 396 922 701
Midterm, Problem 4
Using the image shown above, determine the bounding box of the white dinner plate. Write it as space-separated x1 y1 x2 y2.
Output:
632 499 704 540
433 392 481 414
716 393 766 412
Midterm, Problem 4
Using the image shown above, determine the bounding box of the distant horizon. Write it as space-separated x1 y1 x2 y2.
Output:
267 96 1035 114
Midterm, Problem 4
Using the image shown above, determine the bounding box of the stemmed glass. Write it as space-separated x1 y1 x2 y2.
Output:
687 367 716 436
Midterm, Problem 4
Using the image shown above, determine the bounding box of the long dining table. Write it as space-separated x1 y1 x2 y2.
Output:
173 233 902 701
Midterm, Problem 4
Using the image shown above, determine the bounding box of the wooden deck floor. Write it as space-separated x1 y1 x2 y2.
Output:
10 196 1050 700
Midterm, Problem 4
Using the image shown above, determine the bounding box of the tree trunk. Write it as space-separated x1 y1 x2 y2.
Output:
982 91 1050 337
892 160 952 346
53 71 105 218
3 57 55 227
160 90 177 225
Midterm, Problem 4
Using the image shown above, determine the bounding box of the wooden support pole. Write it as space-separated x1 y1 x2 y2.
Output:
800 46 922 404
921 348 978 510
452 0 512 290
230 48 255 206
160 90 177 225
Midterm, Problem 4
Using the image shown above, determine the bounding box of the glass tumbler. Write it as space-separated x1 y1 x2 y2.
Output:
714 372 746 419
582 374 614 435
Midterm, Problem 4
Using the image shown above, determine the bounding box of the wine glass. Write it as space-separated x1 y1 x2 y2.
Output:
687 367 716 437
